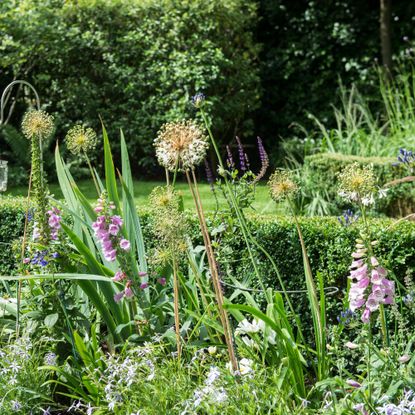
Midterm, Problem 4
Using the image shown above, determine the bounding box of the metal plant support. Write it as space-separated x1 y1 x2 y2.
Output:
0 80 41 193
0 80 41 125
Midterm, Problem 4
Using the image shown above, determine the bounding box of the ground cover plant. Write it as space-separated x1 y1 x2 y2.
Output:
1 66 415 415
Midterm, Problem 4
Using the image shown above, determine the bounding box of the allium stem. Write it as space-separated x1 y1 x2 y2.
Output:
172 157 179 187
84 151 100 196
31 134 49 243
186 169 238 372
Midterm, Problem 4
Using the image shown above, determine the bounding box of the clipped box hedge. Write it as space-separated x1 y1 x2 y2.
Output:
1 197 415 302
303 153 415 216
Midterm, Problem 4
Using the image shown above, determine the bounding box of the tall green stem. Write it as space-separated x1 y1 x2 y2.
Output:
84 151 100 196
31 134 49 243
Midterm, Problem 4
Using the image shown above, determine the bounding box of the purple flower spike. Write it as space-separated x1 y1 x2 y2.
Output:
346 379 362 388
226 145 235 170
254 137 269 182
236 136 247 172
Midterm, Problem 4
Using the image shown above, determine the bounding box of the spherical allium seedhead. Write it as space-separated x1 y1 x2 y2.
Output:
65 125 97 155
338 163 376 203
154 120 209 172
21 109 55 140
268 169 298 202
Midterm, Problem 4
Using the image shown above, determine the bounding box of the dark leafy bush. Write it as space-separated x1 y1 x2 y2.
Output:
256 0 415 154
0 0 260 175
302 153 415 216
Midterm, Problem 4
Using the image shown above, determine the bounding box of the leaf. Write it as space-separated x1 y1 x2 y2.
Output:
118 173 147 273
0 273 115 282
44 313 59 328
102 123 120 212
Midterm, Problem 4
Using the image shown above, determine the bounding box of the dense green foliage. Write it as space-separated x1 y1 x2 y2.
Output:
0 197 25 277
0 0 260 176
302 153 415 216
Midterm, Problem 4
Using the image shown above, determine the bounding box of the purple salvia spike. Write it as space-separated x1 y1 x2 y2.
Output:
226 145 235 170
236 136 247 172
254 136 269 183
244 153 250 170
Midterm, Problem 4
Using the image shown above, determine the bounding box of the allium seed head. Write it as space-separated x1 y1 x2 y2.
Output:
21 109 55 140
268 170 298 202
65 125 97 155
338 163 376 203
154 120 209 172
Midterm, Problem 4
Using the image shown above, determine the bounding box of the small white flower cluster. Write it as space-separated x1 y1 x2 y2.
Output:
181 366 227 414
99 348 156 412
377 390 415 414
226 358 254 376
235 318 276 349
0 335 31 387
68 401 95 414
0 334 56 414
338 188 388 207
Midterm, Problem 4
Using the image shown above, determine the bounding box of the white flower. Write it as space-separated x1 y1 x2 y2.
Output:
378 188 388 199
212 387 227 404
239 358 254 375
361 194 375 206
235 319 261 335
345 341 359 350
398 354 411 363
205 366 221 386
241 336 258 349
208 346 217 355
154 120 209 172
266 330 276 345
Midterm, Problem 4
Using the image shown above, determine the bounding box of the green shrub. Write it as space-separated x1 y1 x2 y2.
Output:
302 153 415 216
0 197 25 277
0 0 260 174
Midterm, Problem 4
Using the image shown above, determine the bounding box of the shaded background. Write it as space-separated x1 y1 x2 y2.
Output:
1 0 414 182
